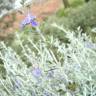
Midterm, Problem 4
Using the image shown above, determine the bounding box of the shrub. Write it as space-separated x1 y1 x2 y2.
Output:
0 24 96 96
38 0 96 44
63 1 96 32
69 0 84 8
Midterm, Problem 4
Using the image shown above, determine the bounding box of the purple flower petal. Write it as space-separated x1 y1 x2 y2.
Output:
27 13 36 21
31 21 38 27
24 18 30 24
32 68 42 78
20 13 37 28
20 19 30 28
23 13 36 25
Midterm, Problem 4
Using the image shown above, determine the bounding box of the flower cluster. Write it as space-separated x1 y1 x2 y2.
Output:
20 13 38 28
32 67 42 78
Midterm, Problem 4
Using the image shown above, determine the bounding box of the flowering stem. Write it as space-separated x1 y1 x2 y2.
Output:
36 27 46 41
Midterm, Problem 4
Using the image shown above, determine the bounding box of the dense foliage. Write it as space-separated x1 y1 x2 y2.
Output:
63 1 96 31
0 0 96 96
0 24 96 96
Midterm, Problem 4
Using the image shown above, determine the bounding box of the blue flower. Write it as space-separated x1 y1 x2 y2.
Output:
31 20 38 27
13 79 22 90
32 67 42 78
20 13 38 28
47 70 54 78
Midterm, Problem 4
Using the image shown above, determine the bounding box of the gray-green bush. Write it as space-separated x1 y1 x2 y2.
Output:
63 1 96 31
0 24 96 96
40 0 96 43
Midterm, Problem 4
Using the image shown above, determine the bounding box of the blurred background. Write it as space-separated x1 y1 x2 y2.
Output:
0 0 96 42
